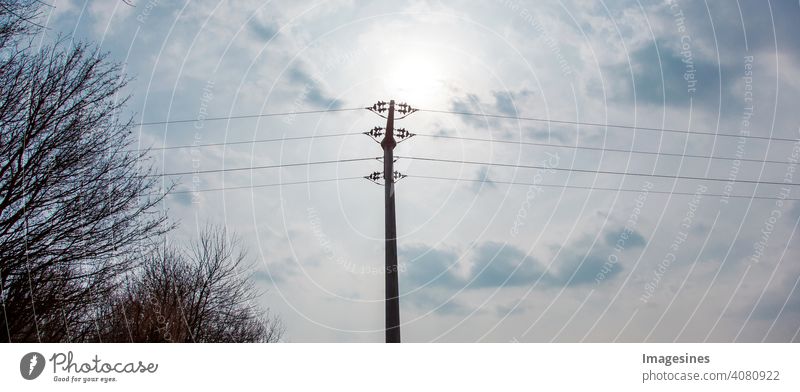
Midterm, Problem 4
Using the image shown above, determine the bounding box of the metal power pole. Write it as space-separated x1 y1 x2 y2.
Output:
365 100 417 343
382 101 400 343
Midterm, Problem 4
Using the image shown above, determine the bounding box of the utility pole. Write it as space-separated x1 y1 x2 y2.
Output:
365 100 417 343
382 100 400 343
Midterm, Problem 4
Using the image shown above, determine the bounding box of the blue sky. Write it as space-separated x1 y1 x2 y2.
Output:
42 0 800 342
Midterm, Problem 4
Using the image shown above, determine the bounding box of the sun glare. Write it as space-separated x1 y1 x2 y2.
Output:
382 55 445 106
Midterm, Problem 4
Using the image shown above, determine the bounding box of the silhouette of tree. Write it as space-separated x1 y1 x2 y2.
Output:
0 1 40 46
97 227 283 343
0 2 282 343
0 1 170 342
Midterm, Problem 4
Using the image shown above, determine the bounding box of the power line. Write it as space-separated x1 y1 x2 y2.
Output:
134 107 364 127
160 171 800 200
167 176 364 194
152 156 379 177
138 130 791 165
416 133 792 166
419 108 800 143
142 132 362 151
409 175 800 201
396 155 798 187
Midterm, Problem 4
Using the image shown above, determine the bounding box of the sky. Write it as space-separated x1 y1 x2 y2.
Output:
40 0 800 342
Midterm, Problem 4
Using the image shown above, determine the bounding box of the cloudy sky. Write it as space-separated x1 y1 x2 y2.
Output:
42 0 800 342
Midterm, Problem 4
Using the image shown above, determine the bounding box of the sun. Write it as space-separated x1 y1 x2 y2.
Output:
382 54 445 106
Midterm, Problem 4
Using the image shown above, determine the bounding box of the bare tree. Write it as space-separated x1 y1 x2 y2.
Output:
0 1 42 42
0 2 282 343
98 226 283 343
0 2 170 342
